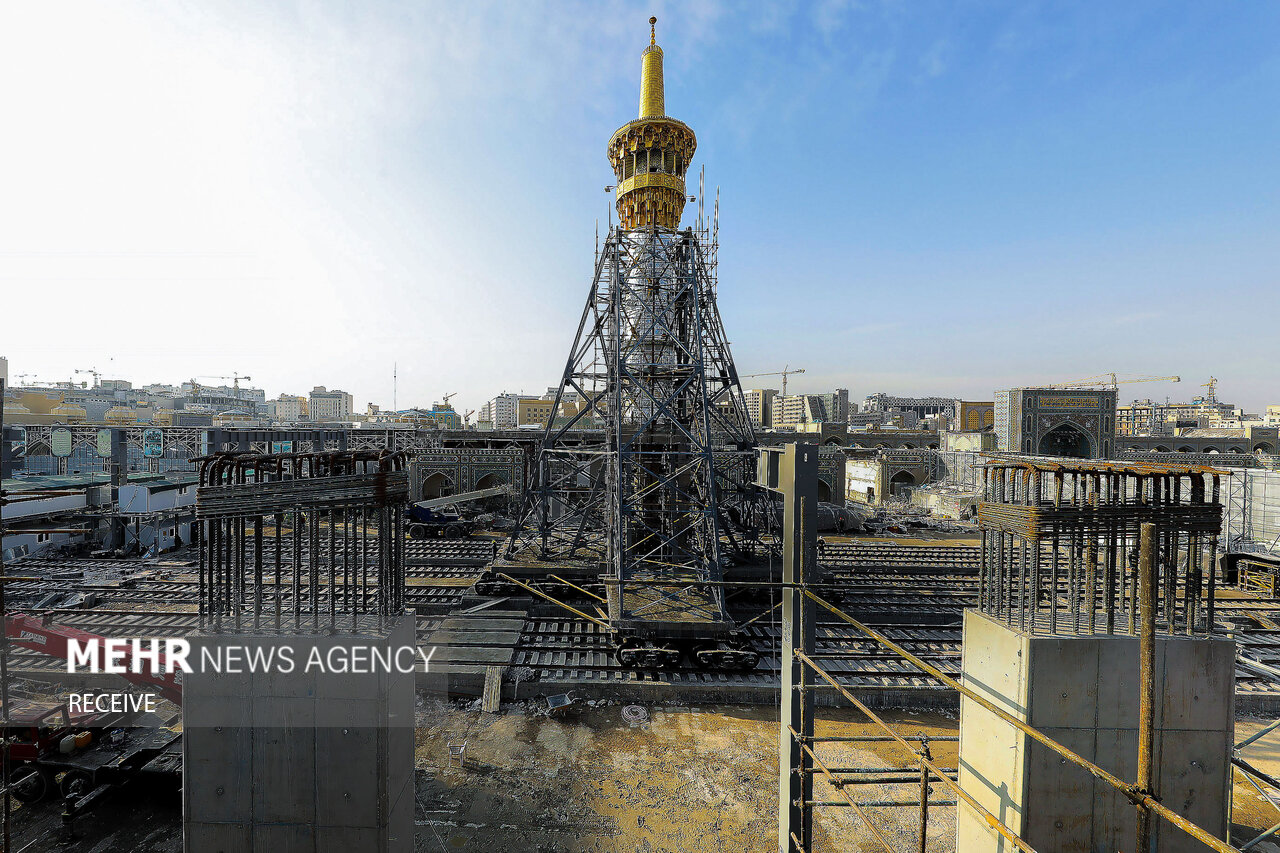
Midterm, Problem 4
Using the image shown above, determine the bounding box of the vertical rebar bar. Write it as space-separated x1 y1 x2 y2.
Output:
1207 533 1218 635
1136 521 1157 853
253 516 263 632
328 508 336 631
1018 539 1028 632
292 507 302 627
310 509 319 630
1050 529 1060 633
274 511 282 633
348 507 357 632
916 738 933 853
979 528 988 613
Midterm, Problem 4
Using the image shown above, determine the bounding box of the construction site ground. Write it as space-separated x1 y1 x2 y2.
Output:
8 702 1280 851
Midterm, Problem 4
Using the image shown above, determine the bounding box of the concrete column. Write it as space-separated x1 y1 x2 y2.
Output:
761 443 818 853
957 609 1234 852
183 614 416 852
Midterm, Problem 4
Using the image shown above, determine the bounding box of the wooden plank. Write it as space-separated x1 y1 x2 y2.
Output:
482 665 505 713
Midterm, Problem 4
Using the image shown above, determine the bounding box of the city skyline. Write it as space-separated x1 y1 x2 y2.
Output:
3 2 1277 413
2 360 1254 425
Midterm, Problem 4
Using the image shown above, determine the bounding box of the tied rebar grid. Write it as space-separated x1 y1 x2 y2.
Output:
195 450 409 634
977 458 1224 636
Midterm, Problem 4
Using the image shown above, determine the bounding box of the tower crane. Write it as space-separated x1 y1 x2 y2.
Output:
75 368 101 388
1044 374 1180 390
740 365 806 396
441 392 457 409
1201 377 1218 403
196 374 253 400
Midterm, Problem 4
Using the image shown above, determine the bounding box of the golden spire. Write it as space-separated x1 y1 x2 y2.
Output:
639 16 664 118
607 16 696 230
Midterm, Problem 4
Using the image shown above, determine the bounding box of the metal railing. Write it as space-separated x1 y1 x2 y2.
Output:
768 439 1244 852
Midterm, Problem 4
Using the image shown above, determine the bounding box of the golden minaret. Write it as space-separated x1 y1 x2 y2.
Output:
608 17 697 230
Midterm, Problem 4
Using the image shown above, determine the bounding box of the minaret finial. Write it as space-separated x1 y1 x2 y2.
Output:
638 17 665 118
610 15 695 229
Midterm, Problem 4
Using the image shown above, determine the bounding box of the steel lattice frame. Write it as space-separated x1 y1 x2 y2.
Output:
508 224 763 615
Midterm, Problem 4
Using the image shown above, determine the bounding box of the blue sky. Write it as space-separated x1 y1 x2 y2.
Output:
3 1 1277 413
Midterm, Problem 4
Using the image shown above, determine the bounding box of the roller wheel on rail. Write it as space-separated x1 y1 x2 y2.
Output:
444 524 464 540
407 524 427 541
615 637 681 669
59 769 94 801
474 571 517 597
11 764 51 803
690 636 760 671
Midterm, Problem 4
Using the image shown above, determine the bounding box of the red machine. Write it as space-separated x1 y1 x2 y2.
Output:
2 613 185 805
5 612 183 705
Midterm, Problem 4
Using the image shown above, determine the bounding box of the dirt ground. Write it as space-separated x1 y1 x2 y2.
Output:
8 703 1280 851
1232 719 1280 851
413 699 959 853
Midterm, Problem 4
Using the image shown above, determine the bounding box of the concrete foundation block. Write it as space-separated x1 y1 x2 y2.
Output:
958 609 1234 853
183 614 416 853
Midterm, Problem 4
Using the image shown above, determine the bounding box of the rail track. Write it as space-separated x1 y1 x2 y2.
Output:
9 542 1280 700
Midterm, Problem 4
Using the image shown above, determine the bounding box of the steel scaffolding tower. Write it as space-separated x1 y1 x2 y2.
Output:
503 19 765 667
507 222 761 648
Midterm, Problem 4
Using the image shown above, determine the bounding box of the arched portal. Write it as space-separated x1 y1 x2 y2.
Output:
1255 443 1274 454
475 472 507 490
474 471 511 510
422 472 455 499
1037 424 1092 459
817 480 832 502
1154 445 1171 453
889 471 916 498
1204 447 1220 454
1176 446 1195 454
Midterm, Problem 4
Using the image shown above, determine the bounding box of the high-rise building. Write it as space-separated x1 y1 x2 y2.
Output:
772 394 829 428
744 389 777 429
270 394 309 422
815 389 850 423
308 386 353 421
481 392 539 429
1117 396 1240 436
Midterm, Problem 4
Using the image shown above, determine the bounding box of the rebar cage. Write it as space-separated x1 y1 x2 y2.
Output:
977 457 1225 635
195 450 409 633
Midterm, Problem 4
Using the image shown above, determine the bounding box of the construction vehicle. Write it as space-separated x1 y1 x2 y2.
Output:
406 503 477 539
2 613 184 809
406 484 513 540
